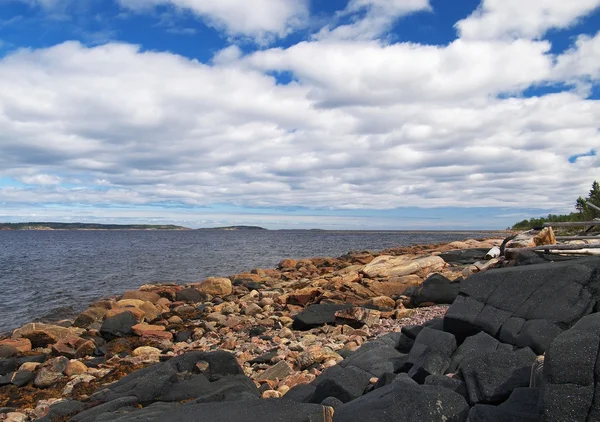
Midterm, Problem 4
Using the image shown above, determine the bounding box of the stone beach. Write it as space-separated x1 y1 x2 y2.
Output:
1 232 599 421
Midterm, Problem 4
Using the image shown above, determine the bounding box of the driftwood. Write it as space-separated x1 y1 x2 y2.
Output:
545 250 600 256
505 244 600 253
556 236 600 240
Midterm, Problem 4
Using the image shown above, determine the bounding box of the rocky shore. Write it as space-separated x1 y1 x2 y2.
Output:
1 232 599 421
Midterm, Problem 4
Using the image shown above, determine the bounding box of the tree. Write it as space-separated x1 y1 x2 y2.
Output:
576 180 600 220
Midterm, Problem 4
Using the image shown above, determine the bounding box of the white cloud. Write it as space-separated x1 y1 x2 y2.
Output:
116 0 309 42
457 0 600 40
18 174 62 185
553 31 600 93
0 39 598 216
316 0 431 41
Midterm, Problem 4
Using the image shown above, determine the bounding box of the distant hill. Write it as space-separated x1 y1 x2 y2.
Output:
197 226 267 231
0 222 190 230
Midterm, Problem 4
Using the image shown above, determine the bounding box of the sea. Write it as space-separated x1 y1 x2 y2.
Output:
0 229 503 334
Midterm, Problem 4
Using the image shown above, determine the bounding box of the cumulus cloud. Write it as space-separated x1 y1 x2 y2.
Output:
457 0 600 40
316 0 431 40
116 0 309 42
0 36 598 215
553 31 600 93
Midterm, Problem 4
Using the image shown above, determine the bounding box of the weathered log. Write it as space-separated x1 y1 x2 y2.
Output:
505 244 600 253
543 221 600 227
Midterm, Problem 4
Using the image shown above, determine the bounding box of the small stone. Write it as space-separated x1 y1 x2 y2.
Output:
334 307 380 327
5 412 27 422
256 361 293 382
243 303 263 316
65 361 88 376
19 362 41 372
277 385 290 395
368 296 396 309
168 316 183 324
278 327 294 338
34 368 64 388
0 344 19 358
262 390 282 399
132 323 166 336
132 346 161 357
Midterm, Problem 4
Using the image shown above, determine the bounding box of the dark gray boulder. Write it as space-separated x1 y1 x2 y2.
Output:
448 331 500 373
424 374 468 399
100 311 138 339
541 312 600 421
310 365 371 404
460 349 536 405
408 274 461 306
333 383 469 422
175 288 207 303
467 387 542 421
444 258 600 348
292 304 354 330
339 341 405 377
406 327 457 383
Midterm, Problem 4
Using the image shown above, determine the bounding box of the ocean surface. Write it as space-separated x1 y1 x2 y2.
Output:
0 229 501 334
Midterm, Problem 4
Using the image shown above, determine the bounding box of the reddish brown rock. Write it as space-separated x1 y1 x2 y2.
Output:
334 307 380 327
65 360 88 376
0 338 32 354
121 290 161 303
287 287 323 306
361 255 446 278
12 323 85 348
368 296 396 310
73 307 107 328
198 277 233 296
132 323 166 336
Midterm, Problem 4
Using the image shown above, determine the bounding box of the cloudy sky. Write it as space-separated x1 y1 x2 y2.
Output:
0 0 598 229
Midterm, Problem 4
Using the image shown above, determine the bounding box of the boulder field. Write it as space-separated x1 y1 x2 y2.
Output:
2 237 600 421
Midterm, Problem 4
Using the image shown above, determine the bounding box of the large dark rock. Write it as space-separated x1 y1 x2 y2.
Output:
406 327 457 383
448 331 500 373
93 400 333 422
90 351 245 403
35 400 86 422
70 396 139 422
541 312 600 421
292 304 354 330
460 348 536 405
424 374 468 399
339 340 405 377
176 288 207 303
100 311 138 339
467 387 541 421
310 365 371 404
444 258 600 348
439 248 490 265
333 383 469 422
408 274 461 306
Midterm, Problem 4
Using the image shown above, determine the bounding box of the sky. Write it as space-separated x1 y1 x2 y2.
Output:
0 0 598 230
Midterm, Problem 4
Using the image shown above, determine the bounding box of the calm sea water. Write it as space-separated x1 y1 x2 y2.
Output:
0 230 501 334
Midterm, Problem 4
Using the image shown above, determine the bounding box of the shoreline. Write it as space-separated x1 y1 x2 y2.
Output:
0 236 505 416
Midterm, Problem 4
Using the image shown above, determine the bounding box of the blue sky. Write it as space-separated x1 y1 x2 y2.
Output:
0 0 599 229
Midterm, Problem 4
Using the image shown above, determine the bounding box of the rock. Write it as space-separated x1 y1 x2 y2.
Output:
35 400 86 422
256 361 293 381
12 323 84 347
105 306 145 322
69 396 139 422
292 304 354 330
407 273 460 306
176 288 207 303
243 303 262 316
367 296 396 309
197 277 232 296
52 336 95 359
287 287 323 306
0 370 34 387
438 248 490 265
132 323 166 336
132 346 161 358
541 312 600 421
34 368 64 388
443 258 600 346
100 311 138 339
505 230 537 248
533 227 556 246
310 365 371 404
424 375 468 399
90 400 333 422
366 275 423 297
361 255 446 278
168 316 184 324
406 328 457 383
262 390 282 399
334 383 469 422
297 346 342 370
461 349 536 405
65 361 88 376
334 307 380 328
121 290 162 303
0 345 19 359
278 258 298 269
340 341 405 377
0 338 32 354
448 331 500 373
467 387 542 421
4 412 27 422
